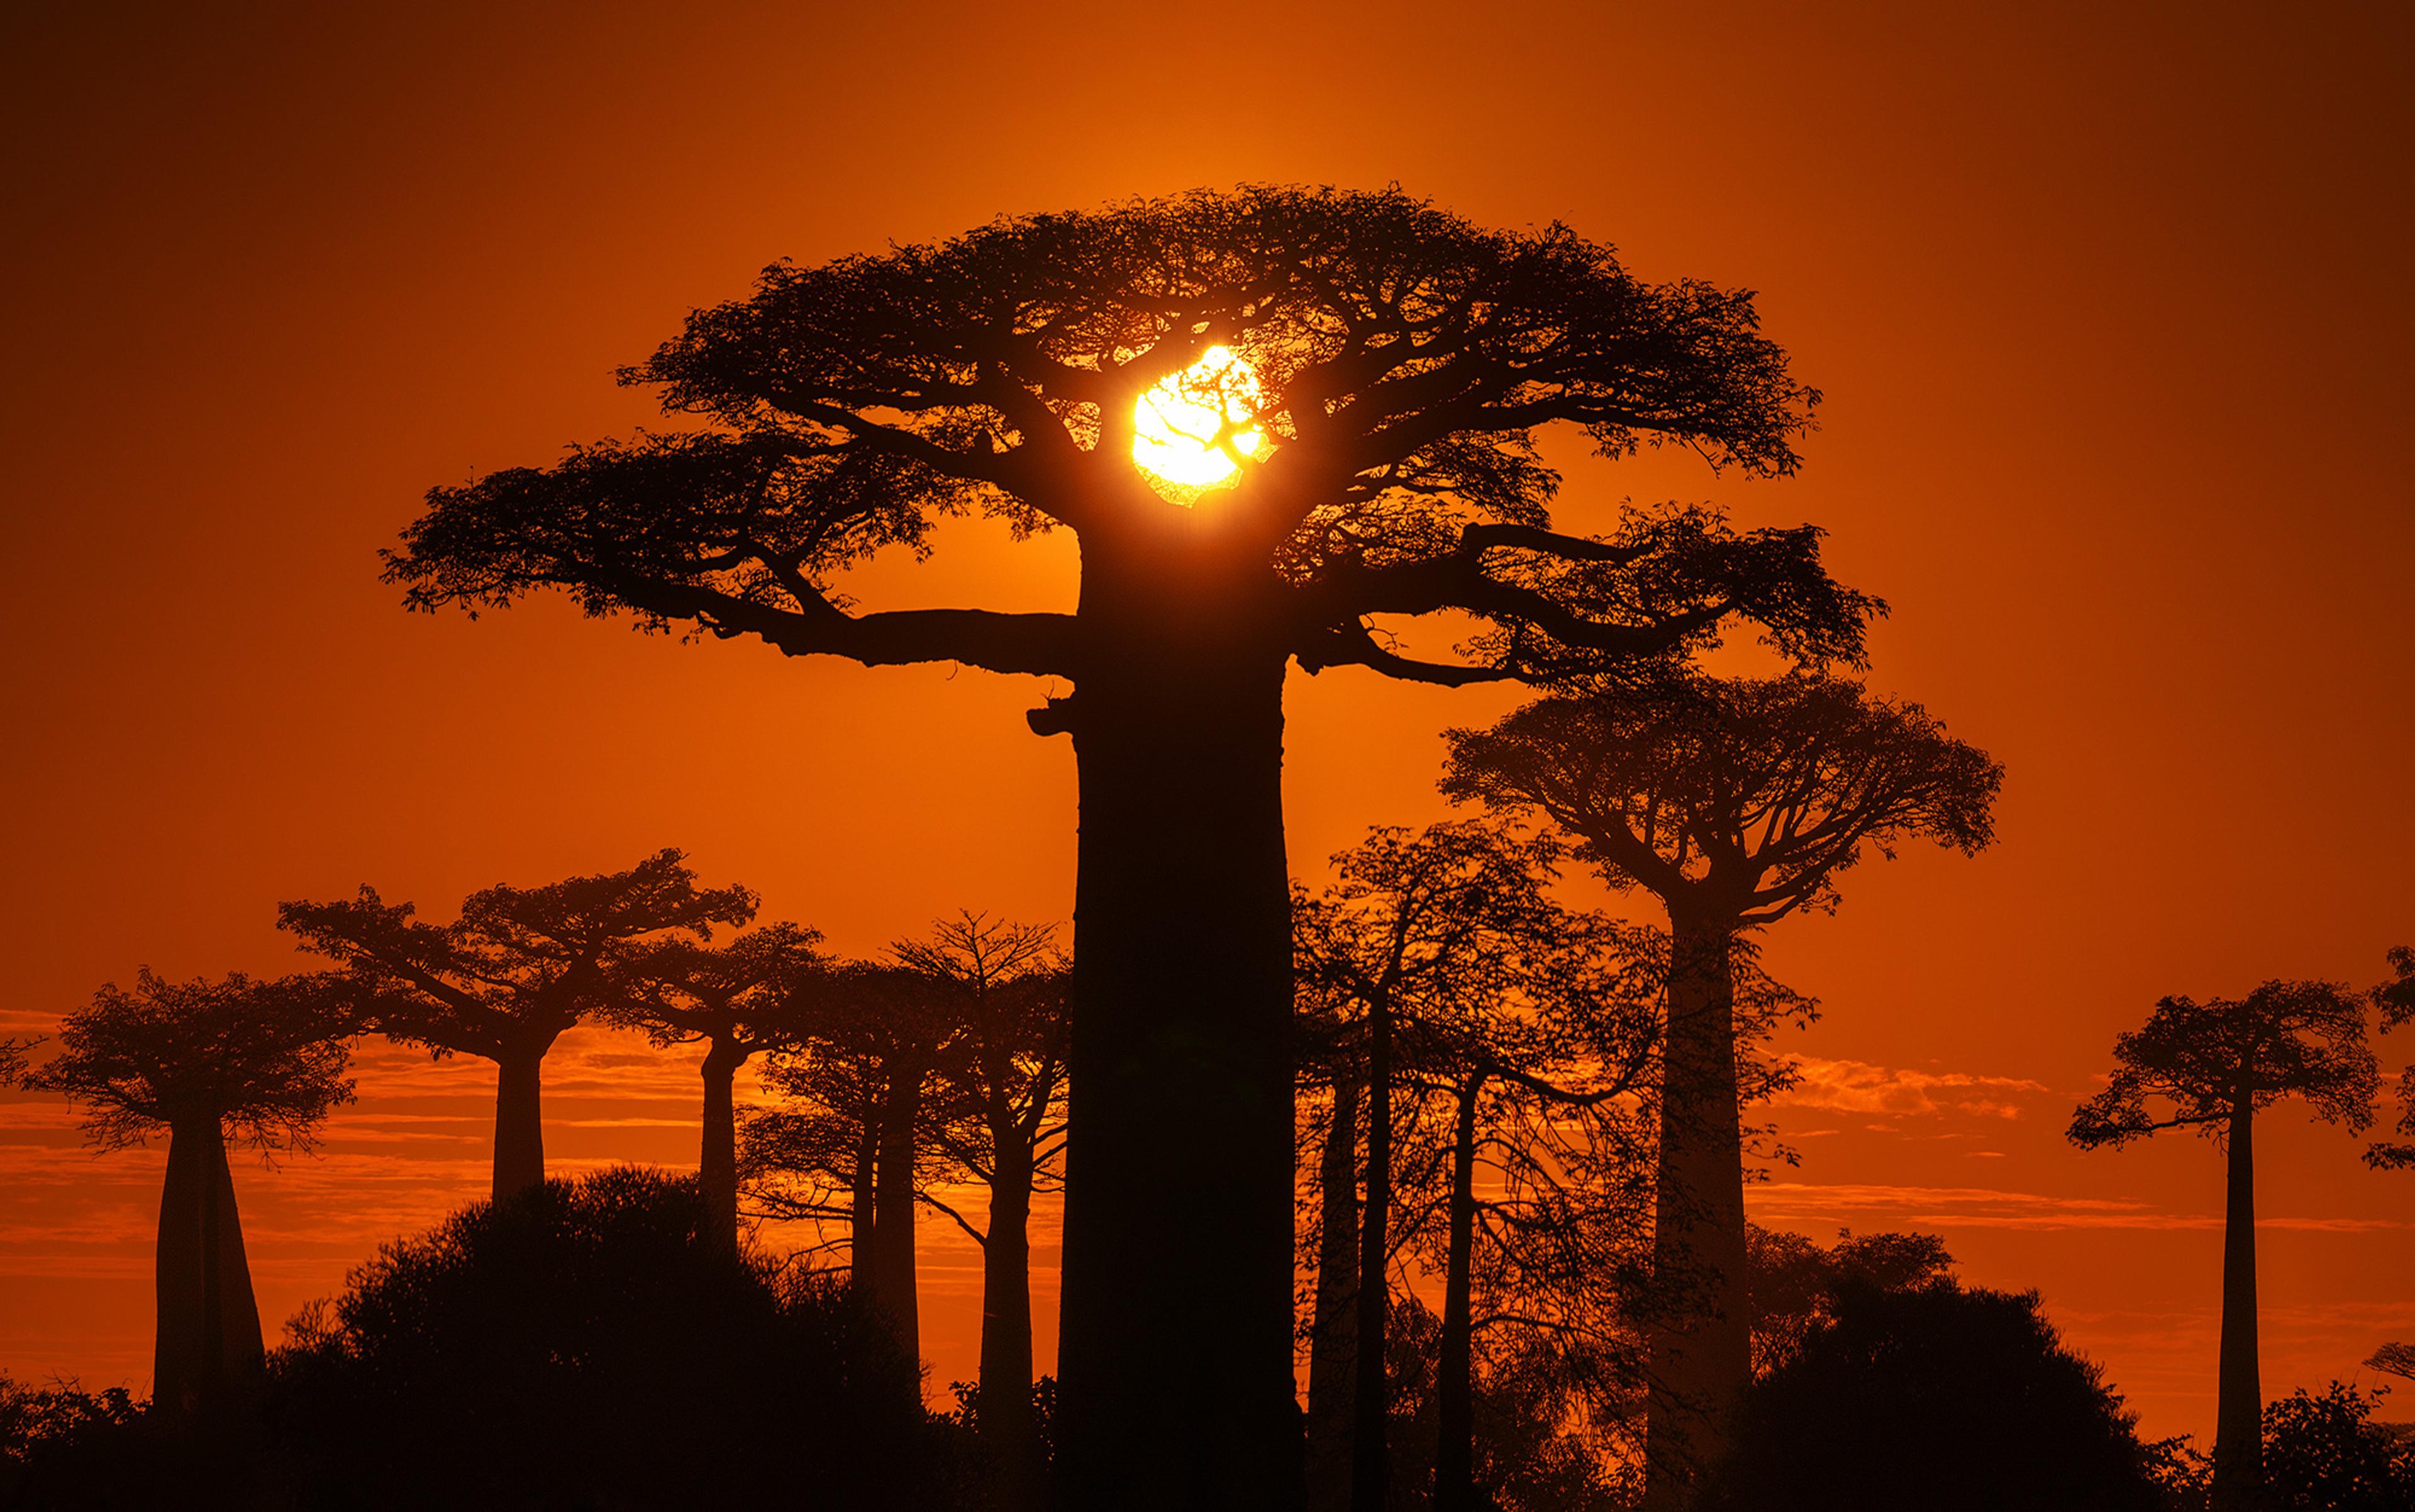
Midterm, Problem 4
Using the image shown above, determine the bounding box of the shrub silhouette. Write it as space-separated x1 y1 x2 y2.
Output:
1700 1280 2164 1512
2259 1382 2415 1511
267 1165 955 1509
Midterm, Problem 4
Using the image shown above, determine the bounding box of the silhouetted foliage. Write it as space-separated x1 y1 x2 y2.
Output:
21 970 353 1416
2070 980 2379 1512
1744 1226 1955 1376
1381 1298 1630 1512
0 1376 144 1508
266 1165 957 1509
1443 672 1996 1501
2259 1383 2415 1511
1700 1280 2165 1512
381 184 1875 1508
2367 946 2415 1170
282 848 753 1199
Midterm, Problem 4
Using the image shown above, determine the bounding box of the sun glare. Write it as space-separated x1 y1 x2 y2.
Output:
1131 346 1269 492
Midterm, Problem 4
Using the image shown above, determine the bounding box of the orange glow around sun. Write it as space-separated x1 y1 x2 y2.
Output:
1131 345 1270 492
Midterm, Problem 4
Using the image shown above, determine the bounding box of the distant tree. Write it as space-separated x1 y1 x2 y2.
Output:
2366 947 2415 1170
1296 991 1368 1512
2368 1342 2415 1382
280 849 753 1201
19 970 352 1414
745 963 962 1362
1743 1226 1955 1376
382 185 1877 1511
903 913 1069 1504
1701 1280 2165 1512
0 1037 33 1086
1443 672 1999 1502
611 921 829 1250
2260 1382 2415 1512
2068 981 2379 1512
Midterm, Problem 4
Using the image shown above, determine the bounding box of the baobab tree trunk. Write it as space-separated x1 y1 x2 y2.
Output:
491 1050 545 1203
1435 1074 1485 1512
1352 988 1395 1512
867 1069 923 1364
699 1037 744 1253
1305 1074 1362 1512
153 1119 264 1415
2212 1095 2261 1512
982 1130 1043 1507
1644 916 1749 1509
850 1118 877 1270
1054 590 1300 1512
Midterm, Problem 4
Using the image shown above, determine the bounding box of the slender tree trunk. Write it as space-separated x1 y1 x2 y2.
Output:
1306 1073 1362 1512
1055 581 1300 1512
1436 1075 1484 1512
1352 990 1393 1512
982 1128 1043 1507
699 1038 743 1253
2212 1096 2261 1512
850 1115 878 1272
867 1067 923 1364
1645 915 1748 1509
491 1050 546 1203
153 1120 264 1415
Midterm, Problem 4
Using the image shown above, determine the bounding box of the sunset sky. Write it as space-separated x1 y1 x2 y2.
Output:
3 0 2409 1448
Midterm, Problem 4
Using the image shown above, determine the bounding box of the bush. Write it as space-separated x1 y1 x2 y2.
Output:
2262 1382 2415 1511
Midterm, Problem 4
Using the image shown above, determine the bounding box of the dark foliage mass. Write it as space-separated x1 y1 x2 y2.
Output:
2257 1384 2415 1512
1701 1280 2168 1512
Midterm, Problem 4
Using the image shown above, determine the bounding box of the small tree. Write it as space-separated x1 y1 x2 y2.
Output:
1442 672 1999 1501
383 187 1877 1509
2068 981 2378 1512
611 921 829 1250
20 970 352 1413
281 848 753 1201
2365 945 2415 1170
903 913 1070 1504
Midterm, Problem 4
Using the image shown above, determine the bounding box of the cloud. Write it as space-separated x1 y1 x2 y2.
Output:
1774 1057 2050 1120
1752 1181 2412 1233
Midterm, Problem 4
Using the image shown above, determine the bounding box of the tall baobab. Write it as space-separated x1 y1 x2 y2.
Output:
1442 673 1997 1501
2068 981 2377 1512
18 970 352 1414
382 186 1875 1505
282 848 753 1201
2365 945 2415 1170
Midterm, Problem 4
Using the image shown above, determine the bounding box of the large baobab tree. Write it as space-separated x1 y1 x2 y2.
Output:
1441 672 1998 1501
2365 945 2415 1170
906 913 1071 1505
611 920 829 1250
18 970 352 1415
2068 981 2378 1512
381 186 1874 1506
280 849 753 1201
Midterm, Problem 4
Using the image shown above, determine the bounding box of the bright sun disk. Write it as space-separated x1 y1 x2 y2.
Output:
1131 346 1269 491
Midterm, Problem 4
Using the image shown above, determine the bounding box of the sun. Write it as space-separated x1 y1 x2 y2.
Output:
1131 346 1270 492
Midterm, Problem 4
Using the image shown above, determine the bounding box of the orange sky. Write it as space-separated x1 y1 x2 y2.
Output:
3 0 2410 1447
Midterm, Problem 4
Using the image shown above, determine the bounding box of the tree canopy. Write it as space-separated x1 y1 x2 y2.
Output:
22 969 353 1150
2067 981 2379 1148
2365 946 2415 1170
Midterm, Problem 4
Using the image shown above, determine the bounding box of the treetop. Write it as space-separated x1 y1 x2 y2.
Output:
2068 979 2378 1150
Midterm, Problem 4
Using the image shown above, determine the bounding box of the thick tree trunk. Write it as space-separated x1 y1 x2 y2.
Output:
1644 916 1748 1509
850 1116 878 1270
1435 1076 1484 1512
2211 1098 2261 1512
1305 1074 1362 1512
1055 601 1300 1512
699 1038 743 1253
982 1131 1043 1506
867 1068 923 1364
1351 989 1394 1512
491 1050 546 1203
153 1120 263 1415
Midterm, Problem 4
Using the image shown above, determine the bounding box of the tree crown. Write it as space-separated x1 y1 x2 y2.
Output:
22 969 353 1151
1440 673 2001 925
609 920 829 1055
2067 979 2378 1150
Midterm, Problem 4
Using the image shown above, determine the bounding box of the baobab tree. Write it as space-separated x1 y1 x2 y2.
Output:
381 186 1875 1505
2068 981 2379 1512
905 913 1070 1504
281 849 753 1201
18 970 352 1414
1441 672 1998 1500
2366 945 2415 1170
610 920 828 1250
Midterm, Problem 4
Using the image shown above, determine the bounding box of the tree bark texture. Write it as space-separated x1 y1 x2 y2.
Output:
1435 1076 1484 1512
699 1038 744 1253
491 1050 546 1203
1054 582 1301 1512
2212 1098 2261 1512
1305 1074 1362 1512
152 1120 263 1415
1644 918 1749 1509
